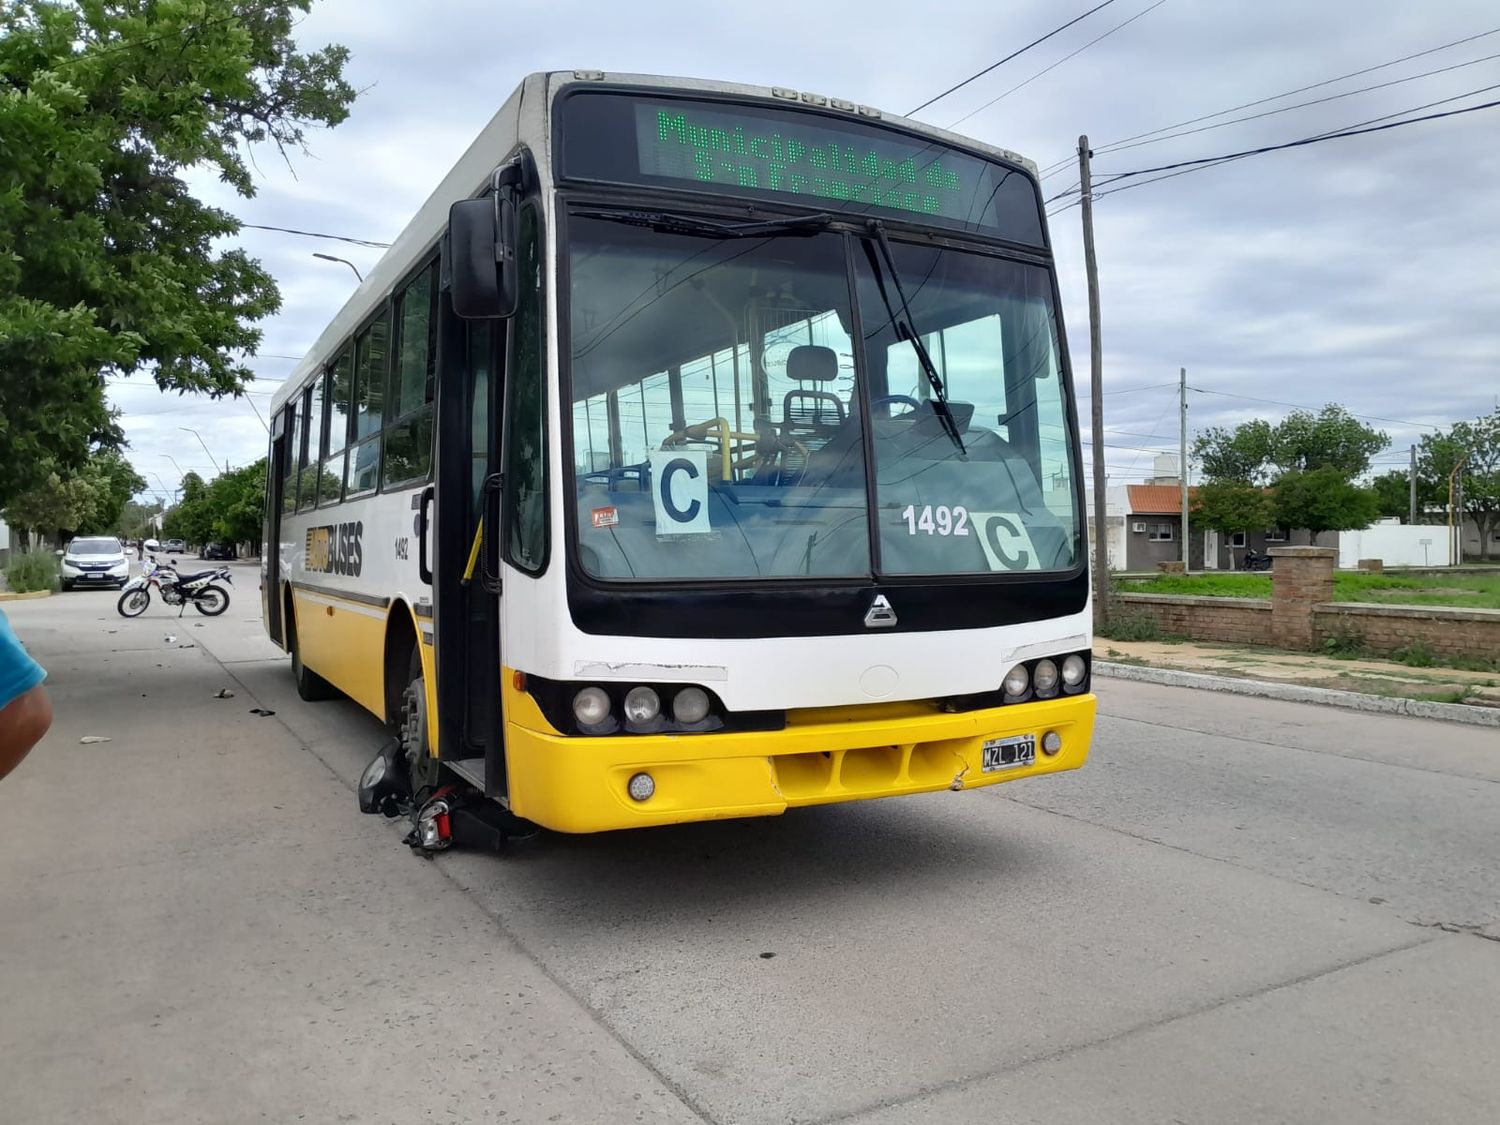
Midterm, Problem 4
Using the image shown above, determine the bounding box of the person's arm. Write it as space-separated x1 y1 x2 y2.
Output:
0 684 52 781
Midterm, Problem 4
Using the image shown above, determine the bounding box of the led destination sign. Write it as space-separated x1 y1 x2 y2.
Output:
561 93 1045 245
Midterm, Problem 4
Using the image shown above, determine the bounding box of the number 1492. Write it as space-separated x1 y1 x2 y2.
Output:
900 504 970 536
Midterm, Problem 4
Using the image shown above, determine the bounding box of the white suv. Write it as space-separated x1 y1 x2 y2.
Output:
60 537 130 590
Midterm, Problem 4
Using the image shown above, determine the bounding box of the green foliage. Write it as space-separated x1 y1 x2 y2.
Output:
1269 406 1387 477
5 551 59 594
1193 404 1387 542
1392 641 1435 668
1370 469 1411 521
1096 600 1164 642
1192 479 1273 535
1121 573 1272 598
1320 625 1367 659
1418 408 1500 560
0 1 356 509
161 460 266 550
0 448 144 538
1120 571 1500 609
1272 467 1380 541
1192 418 1275 484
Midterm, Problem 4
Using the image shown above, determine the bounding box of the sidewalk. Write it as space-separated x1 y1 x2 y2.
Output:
1098 638 1500 709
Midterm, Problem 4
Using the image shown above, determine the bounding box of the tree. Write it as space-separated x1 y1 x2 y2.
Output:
77 449 146 533
1 448 145 542
162 473 215 546
1194 403 1388 541
1419 408 1500 560
1192 419 1275 484
206 459 267 550
1192 480 1273 536
0 1 356 510
1272 468 1380 543
1269 405 1387 477
1370 469 1411 522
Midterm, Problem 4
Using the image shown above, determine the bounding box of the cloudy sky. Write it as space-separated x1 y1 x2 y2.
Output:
111 0 1500 502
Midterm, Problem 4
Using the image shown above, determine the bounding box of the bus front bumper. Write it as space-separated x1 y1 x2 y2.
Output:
504 692 1095 834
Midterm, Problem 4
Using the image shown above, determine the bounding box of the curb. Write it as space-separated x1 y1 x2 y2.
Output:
1095 661 1500 729
0 590 53 603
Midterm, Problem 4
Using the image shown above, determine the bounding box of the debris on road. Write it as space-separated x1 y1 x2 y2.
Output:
214 688 235 699
163 635 177 644
78 736 112 745
249 708 276 717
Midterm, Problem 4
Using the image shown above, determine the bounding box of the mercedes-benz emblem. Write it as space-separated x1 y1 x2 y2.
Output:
864 594 898 628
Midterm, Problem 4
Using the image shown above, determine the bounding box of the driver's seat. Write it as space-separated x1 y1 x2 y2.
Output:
780 345 845 480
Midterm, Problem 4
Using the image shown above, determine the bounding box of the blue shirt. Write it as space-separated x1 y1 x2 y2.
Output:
0 609 46 711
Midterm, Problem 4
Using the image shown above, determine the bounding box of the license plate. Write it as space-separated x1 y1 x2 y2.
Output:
982 734 1035 772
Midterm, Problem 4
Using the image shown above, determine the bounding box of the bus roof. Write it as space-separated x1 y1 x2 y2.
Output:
268 70 1039 415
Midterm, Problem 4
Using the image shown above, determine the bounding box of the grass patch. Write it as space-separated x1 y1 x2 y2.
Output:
1118 570 1500 609
4 551 58 594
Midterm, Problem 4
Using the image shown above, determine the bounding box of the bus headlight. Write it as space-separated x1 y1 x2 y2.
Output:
573 686 612 726
1002 664 1029 697
1033 659 1060 698
623 686 661 724
671 686 711 725
1062 654 1087 688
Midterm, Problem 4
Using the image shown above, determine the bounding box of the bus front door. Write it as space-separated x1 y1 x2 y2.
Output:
432 303 508 799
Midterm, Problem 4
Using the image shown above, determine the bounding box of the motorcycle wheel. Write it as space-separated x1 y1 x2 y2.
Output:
117 588 151 618
193 585 230 616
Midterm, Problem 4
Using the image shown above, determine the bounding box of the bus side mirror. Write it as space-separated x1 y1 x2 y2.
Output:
447 194 517 319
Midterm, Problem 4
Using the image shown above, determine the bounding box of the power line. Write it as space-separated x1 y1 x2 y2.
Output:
238 223 390 249
1189 387 1439 430
1092 48 1500 159
946 1 1169 130
1038 23 1500 175
1048 90 1500 213
907 1 1120 116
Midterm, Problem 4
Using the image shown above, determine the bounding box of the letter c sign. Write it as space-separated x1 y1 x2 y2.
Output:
650 450 711 535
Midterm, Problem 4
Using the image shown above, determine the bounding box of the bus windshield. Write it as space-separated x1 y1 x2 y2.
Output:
566 212 1080 582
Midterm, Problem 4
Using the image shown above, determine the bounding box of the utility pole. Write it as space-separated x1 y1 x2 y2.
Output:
1179 367 1189 571
1079 135 1109 625
1408 444 1417 525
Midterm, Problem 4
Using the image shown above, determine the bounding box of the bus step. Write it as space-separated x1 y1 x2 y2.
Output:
446 757 486 790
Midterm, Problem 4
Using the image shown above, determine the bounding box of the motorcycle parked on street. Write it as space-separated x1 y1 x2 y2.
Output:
117 556 233 618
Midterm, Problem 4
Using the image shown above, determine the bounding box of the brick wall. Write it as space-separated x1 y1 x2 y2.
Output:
1313 603 1500 661
1114 593 1273 645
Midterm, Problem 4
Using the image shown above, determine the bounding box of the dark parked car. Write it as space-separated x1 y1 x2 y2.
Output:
200 542 237 560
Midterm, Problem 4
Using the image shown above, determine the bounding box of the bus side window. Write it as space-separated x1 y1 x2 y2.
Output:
504 204 547 573
296 384 317 512
281 402 299 515
384 259 437 489
346 312 388 497
321 349 352 505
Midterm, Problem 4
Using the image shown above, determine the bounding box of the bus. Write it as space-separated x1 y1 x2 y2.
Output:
263 70 1095 843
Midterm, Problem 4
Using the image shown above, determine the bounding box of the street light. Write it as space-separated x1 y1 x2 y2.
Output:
178 427 222 475
313 252 364 282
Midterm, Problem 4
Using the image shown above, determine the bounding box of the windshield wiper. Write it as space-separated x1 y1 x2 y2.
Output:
865 220 966 456
572 208 834 239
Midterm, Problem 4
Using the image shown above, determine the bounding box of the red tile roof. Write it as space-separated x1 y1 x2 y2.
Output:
1127 484 1198 515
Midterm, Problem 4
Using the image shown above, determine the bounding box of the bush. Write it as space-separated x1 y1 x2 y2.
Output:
1393 641 1435 668
5 551 59 594
1320 625 1367 659
1097 600 1163 642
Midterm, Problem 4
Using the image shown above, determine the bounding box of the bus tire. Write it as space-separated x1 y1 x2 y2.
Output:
288 611 337 702
400 648 442 799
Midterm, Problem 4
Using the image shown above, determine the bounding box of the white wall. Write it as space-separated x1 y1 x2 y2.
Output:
1338 523 1452 568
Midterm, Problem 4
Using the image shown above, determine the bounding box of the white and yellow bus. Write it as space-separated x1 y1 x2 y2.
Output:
263 71 1095 839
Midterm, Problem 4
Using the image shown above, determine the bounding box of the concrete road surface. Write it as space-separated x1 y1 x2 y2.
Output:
1 585 1496 1125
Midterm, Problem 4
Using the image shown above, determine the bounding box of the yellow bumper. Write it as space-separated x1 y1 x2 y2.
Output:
504 687 1096 834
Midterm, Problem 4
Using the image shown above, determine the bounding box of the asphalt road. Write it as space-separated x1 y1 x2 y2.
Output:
2 579 1496 1125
